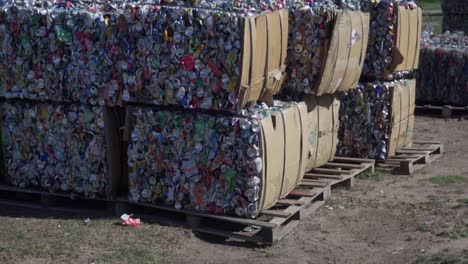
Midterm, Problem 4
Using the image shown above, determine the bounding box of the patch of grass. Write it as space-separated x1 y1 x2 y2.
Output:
415 254 465 264
453 198 468 209
0 214 184 264
420 0 442 33
16 232 25 240
419 0 441 10
115 247 165 264
262 247 273 258
417 223 430 232
357 168 388 181
426 195 449 202
436 229 468 240
429 176 468 185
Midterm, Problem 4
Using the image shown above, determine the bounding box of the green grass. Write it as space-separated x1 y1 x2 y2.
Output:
453 198 468 209
357 168 388 181
115 247 168 264
423 15 443 34
262 247 274 258
429 176 468 185
426 194 449 202
415 254 468 264
420 0 443 34
419 0 441 10
0 216 183 264
436 229 468 240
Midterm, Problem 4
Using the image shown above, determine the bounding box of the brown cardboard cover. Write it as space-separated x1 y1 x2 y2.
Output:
304 95 319 171
238 10 289 110
259 111 285 210
392 7 422 72
248 14 268 103
388 121 401 158
406 9 418 70
400 82 410 125
338 12 370 91
404 115 415 147
297 103 309 184
392 7 409 72
238 17 252 110
315 11 370 95
279 104 304 198
327 12 350 94
407 79 416 116
265 12 282 96
303 95 339 170
413 8 422 69
390 83 402 127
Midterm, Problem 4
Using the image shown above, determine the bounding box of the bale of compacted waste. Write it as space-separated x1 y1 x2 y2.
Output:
337 79 415 160
416 31 468 106
284 1 369 96
0 2 289 112
125 101 308 218
0 101 122 198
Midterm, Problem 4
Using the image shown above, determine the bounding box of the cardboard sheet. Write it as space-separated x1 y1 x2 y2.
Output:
304 95 340 170
259 111 286 210
392 7 422 72
315 11 370 95
279 104 305 198
238 9 289 110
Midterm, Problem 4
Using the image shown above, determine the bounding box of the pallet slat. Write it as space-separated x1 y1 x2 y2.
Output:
325 162 365 169
311 168 353 175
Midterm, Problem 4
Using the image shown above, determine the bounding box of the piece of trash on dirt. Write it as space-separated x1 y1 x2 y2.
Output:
325 205 333 210
338 205 345 209
121 213 141 226
84 218 92 225
243 225 261 232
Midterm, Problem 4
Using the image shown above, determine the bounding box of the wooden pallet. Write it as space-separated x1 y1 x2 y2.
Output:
415 105 468 118
0 158 375 245
303 157 375 189
122 157 373 244
377 141 444 175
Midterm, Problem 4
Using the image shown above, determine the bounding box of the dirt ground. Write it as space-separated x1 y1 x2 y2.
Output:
0 115 467 264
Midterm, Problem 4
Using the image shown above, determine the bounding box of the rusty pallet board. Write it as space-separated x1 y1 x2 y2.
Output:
415 105 468 118
377 141 443 175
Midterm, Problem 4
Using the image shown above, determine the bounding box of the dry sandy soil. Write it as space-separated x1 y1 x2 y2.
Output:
0 116 467 264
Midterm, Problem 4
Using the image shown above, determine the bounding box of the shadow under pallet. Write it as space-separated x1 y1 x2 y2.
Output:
0 157 375 245
376 141 443 175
